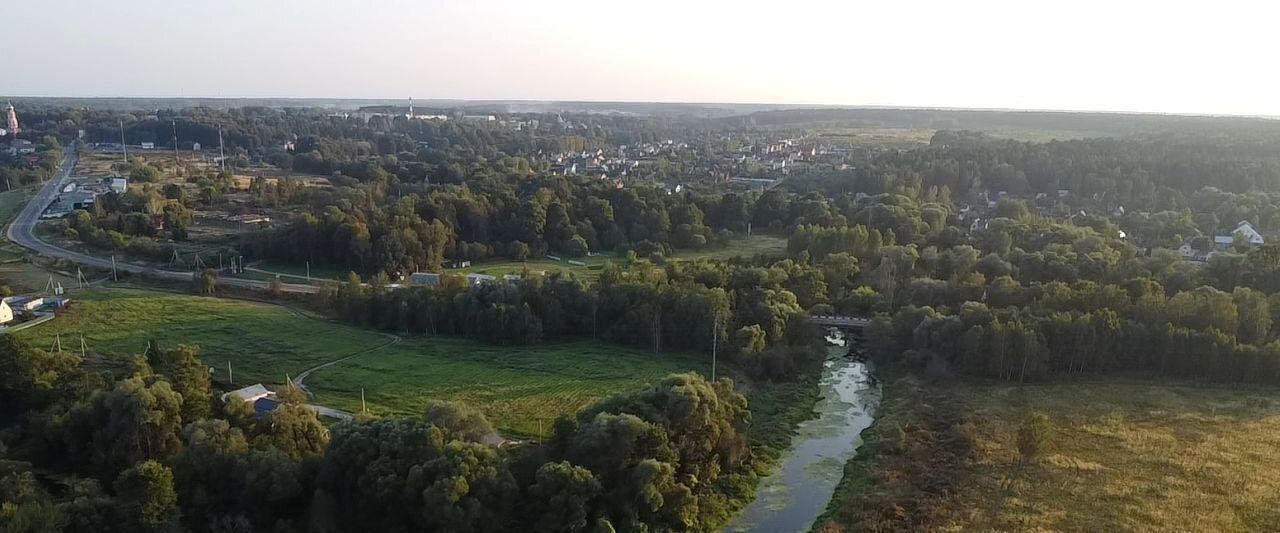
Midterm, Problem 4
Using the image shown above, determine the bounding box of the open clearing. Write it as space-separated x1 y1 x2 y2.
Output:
16 287 370 385
451 234 789 281
18 287 718 438
305 338 713 439
949 378 1280 532
672 234 787 261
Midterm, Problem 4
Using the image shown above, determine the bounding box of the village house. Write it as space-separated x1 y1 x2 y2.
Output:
409 272 440 286
1214 220 1265 250
221 383 281 416
466 273 496 285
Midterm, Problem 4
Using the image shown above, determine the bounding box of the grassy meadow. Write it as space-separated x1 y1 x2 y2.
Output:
821 375 1280 532
16 287 381 385
672 233 787 261
454 234 789 282
952 379 1280 532
17 286 723 439
305 338 714 439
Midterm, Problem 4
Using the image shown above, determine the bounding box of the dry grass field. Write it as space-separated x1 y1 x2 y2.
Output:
953 380 1280 532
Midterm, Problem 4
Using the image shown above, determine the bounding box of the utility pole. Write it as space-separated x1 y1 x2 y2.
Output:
111 256 118 282
361 388 367 414
119 119 127 164
172 120 179 168
80 336 87 359
306 261 310 280
227 361 233 385
217 126 226 172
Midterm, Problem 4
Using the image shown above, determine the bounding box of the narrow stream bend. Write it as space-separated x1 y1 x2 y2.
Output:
727 337 881 532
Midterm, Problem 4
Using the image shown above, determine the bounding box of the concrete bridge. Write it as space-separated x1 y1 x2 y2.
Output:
809 314 872 330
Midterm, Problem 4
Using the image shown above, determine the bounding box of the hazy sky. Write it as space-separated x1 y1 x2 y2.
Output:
7 0 1278 115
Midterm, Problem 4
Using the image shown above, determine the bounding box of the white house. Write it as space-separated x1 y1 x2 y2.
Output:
1214 221 1264 250
1233 220 1265 246
466 273 496 285
220 384 283 416
221 383 273 403
0 300 13 325
110 177 128 194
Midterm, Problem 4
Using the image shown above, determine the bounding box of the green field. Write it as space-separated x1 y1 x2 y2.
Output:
454 234 789 281
16 288 380 385
0 185 34 226
306 338 713 438
18 287 720 439
672 234 787 261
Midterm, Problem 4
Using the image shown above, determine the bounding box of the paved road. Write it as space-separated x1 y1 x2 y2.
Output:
6 143 319 294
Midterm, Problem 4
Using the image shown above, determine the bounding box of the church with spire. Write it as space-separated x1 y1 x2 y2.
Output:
4 102 19 136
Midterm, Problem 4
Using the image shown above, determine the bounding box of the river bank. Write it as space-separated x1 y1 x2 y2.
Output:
727 340 881 532
812 370 977 532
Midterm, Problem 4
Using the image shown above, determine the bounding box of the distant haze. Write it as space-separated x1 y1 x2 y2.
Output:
7 0 1278 116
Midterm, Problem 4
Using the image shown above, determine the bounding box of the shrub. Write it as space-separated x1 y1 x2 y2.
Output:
1016 411 1053 463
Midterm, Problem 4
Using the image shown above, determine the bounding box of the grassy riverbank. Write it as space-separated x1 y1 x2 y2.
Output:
816 373 1280 532
814 369 976 532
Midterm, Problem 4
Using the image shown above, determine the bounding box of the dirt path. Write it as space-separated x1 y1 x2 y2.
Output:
295 331 401 390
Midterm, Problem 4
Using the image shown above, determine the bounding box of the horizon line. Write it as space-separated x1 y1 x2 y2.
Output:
2 94 1277 120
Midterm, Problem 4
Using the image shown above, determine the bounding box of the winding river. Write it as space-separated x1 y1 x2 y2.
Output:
727 336 881 532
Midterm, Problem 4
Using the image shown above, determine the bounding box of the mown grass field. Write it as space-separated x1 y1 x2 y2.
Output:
673 234 787 261
15 287 380 385
17 287 723 439
950 379 1280 532
305 338 714 439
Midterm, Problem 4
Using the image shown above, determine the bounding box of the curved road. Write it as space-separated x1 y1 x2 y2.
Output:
6 143 319 294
